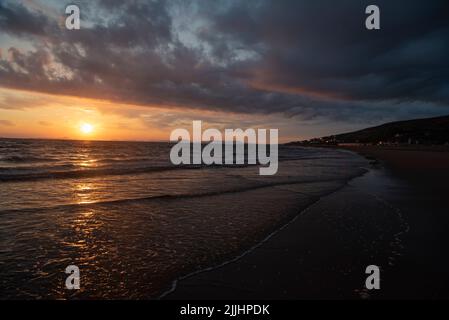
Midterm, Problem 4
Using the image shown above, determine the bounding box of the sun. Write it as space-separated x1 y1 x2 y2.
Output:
80 123 94 134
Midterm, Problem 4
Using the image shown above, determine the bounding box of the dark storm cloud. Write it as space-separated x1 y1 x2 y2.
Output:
0 1 55 36
206 0 449 103
0 0 449 122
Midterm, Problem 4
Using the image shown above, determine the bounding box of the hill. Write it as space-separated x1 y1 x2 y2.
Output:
289 115 449 145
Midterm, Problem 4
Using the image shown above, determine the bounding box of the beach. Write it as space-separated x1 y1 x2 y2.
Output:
2 139 448 299
166 146 449 299
1 0 449 306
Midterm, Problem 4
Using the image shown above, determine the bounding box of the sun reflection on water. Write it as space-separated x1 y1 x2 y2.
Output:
77 159 98 167
75 182 96 204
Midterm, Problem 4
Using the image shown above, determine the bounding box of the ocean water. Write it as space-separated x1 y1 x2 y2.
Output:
0 138 368 299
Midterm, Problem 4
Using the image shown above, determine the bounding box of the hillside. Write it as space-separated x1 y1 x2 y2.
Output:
290 115 449 145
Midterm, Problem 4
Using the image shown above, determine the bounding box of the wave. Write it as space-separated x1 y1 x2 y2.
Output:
0 156 355 183
0 155 57 163
0 174 366 215
0 161 271 182
0 164 188 182
0 163 260 182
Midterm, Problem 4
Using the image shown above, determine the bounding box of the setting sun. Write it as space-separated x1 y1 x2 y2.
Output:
80 123 94 134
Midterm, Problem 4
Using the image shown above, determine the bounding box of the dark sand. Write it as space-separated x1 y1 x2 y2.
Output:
344 145 449 172
165 146 449 299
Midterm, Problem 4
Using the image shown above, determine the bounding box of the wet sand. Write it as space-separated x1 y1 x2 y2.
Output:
166 147 449 299
343 145 449 172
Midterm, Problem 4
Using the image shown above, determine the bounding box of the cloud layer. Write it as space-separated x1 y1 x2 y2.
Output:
1 0 449 125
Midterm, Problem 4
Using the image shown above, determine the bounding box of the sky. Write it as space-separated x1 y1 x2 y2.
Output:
0 0 449 142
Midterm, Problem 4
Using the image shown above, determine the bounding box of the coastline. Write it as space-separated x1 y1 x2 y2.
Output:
159 177 359 300
165 146 449 299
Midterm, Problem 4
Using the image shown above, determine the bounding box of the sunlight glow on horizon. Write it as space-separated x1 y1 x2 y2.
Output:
80 123 94 135
0 88 311 142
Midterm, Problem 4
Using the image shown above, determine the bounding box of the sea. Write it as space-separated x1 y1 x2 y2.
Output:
0 138 368 299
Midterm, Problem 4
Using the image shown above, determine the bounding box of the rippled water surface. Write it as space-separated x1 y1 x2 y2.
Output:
0 139 367 298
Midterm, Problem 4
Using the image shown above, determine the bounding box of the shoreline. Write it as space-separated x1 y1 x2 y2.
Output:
158 173 362 299
163 149 372 299
165 146 449 299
